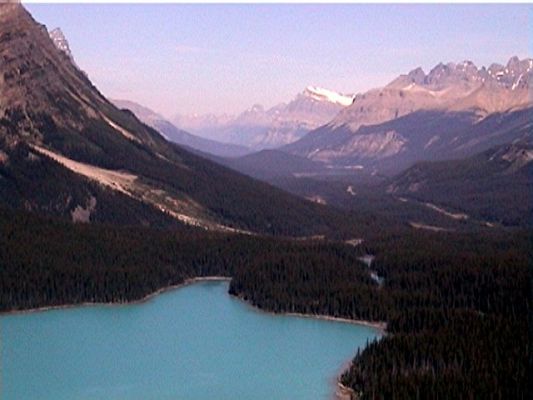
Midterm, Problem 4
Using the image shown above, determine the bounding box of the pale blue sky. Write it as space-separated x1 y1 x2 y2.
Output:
26 3 530 117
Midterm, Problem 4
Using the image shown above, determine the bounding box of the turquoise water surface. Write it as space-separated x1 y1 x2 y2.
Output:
0 281 379 400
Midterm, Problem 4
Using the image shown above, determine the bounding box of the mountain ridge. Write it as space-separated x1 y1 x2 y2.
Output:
386 138 533 227
44 23 250 159
283 56 532 172
112 99 250 157
0 2 359 237
173 85 354 149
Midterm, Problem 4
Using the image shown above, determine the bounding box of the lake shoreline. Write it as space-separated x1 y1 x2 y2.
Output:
335 382 356 400
0 276 232 317
284 312 386 332
1 277 386 332
229 292 386 333
1 276 383 400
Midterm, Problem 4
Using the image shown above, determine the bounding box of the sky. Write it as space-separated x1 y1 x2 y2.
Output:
25 2 531 118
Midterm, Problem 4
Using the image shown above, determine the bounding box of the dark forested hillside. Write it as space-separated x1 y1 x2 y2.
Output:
387 140 533 227
259 139 533 231
0 207 529 399
0 142 184 227
340 229 530 399
0 207 374 312
219 149 327 180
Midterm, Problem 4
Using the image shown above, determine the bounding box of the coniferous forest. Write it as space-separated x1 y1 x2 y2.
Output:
0 206 529 399
0 3 531 399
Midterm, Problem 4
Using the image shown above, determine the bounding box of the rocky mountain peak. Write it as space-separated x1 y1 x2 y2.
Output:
250 104 265 113
424 61 477 87
388 57 531 93
0 2 158 148
0 0 20 13
406 67 426 84
506 56 521 70
287 56 531 165
49 27 74 61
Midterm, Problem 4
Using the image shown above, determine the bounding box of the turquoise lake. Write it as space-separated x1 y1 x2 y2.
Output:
0 280 380 400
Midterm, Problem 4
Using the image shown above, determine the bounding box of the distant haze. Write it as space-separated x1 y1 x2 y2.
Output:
26 3 530 118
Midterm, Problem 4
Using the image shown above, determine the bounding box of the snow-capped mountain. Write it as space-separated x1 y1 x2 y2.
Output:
283 57 532 171
303 86 354 106
173 86 354 149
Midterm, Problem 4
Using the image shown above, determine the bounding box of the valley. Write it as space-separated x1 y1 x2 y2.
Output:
0 2 530 400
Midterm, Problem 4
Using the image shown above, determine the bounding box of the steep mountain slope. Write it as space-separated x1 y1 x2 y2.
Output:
48 27 76 66
173 86 354 149
284 57 532 171
291 106 531 174
387 139 533 227
0 2 357 236
0 141 188 228
46 25 249 159
112 99 250 157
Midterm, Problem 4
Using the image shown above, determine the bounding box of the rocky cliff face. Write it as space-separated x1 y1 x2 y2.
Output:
1 4 94 128
0 4 166 149
283 57 532 171
49 28 73 60
331 57 531 133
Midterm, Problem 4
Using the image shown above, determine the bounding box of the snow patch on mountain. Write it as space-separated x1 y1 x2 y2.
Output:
304 86 354 106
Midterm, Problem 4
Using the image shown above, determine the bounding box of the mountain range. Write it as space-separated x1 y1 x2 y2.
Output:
53 21 530 181
173 86 354 149
0 2 356 237
167 55 532 179
1 1 531 233
283 57 532 173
